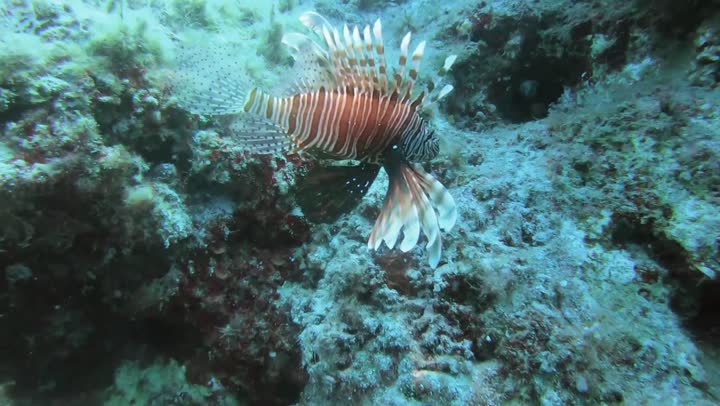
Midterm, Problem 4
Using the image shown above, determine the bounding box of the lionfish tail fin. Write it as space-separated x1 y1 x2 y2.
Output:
172 43 253 116
369 161 456 268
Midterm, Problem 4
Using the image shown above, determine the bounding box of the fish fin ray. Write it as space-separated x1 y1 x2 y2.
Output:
368 161 456 268
228 116 292 155
296 162 381 223
281 32 336 93
172 43 252 115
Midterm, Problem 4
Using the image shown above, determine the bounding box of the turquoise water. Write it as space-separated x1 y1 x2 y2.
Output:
0 0 719 404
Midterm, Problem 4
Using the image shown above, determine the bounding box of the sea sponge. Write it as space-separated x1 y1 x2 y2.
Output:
124 183 156 211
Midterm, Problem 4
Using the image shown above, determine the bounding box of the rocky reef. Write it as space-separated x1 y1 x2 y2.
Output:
1 0 718 404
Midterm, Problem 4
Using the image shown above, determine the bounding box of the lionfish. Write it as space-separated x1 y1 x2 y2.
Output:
174 12 458 268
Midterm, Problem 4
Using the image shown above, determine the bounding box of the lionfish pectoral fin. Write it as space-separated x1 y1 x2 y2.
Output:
296 162 381 223
281 31 335 93
228 116 292 155
172 43 253 116
368 161 456 268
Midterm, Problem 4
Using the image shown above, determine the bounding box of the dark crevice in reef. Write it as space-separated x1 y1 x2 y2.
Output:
446 12 593 124
609 214 689 274
683 283 720 346
0 101 35 127
0 250 197 403
641 0 720 40
609 213 720 348
483 38 587 123
0 182 201 403
446 1 720 125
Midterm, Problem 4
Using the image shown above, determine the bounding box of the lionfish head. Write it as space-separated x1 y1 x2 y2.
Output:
401 119 439 161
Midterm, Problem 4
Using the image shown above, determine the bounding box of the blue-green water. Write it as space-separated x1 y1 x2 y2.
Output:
1 0 719 404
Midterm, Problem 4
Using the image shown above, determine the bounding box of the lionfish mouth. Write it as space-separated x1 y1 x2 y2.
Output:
368 160 457 269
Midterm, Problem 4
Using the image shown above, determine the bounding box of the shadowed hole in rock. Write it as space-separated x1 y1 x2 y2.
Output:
609 213 720 348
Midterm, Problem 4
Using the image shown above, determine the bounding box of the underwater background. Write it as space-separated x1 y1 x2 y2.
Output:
1 0 719 404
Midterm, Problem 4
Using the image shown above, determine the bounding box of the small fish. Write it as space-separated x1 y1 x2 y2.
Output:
174 11 458 268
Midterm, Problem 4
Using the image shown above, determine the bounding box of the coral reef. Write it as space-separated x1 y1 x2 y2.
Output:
1 0 719 405
690 16 720 87
1 0 307 403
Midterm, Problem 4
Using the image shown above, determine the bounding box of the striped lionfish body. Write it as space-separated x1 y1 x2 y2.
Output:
175 11 458 268
244 86 435 163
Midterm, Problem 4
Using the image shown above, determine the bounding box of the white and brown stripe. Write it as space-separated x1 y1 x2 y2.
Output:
244 86 426 162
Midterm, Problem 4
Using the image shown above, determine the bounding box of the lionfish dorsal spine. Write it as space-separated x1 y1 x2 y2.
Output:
395 32 411 91
372 18 389 94
363 25 376 87
404 41 426 101
289 11 454 110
